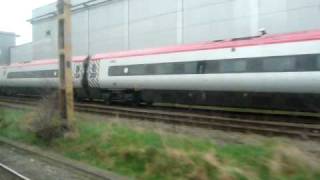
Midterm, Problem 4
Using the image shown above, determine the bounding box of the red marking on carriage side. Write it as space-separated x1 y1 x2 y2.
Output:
93 29 320 60
7 56 86 68
3 29 320 68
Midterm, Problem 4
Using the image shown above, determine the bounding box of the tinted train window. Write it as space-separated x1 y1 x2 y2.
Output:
317 55 320 70
76 65 81 73
263 56 295 72
7 70 58 79
173 63 185 74
146 64 155 75
247 59 262 72
204 61 219 73
91 64 97 73
128 65 146 76
90 64 98 78
109 66 123 76
296 55 318 71
155 63 174 74
108 54 320 76
219 60 247 73
184 62 198 74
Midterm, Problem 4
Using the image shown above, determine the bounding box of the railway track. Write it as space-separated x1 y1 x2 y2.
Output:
0 163 30 180
0 138 126 180
0 96 319 140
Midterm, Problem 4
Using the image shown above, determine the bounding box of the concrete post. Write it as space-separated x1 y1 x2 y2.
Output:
57 0 75 130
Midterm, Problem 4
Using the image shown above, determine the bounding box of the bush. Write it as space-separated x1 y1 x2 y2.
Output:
0 108 3 123
24 93 66 142
0 109 10 129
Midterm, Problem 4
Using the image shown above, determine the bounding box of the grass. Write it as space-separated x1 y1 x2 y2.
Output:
0 107 320 180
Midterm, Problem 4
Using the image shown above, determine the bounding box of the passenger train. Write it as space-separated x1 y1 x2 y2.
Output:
1 30 320 111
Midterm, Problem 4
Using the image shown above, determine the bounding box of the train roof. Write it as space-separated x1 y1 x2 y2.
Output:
3 29 320 68
6 56 86 68
93 29 320 60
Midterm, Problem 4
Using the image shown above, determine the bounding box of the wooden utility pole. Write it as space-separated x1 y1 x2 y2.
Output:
57 0 75 130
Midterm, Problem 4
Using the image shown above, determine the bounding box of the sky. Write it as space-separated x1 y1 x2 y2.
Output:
0 0 56 45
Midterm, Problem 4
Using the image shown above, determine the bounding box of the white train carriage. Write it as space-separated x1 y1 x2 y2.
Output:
93 30 320 109
5 60 59 88
0 57 86 95
98 40 320 93
1 30 320 110
0 66 7 91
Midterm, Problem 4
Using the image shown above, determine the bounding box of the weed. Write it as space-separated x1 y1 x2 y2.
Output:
0 108 8 128
1 108 320 180
23 93 65 143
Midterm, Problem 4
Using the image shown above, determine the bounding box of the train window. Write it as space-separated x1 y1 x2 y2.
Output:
173 63 185 74
145 64 155 75
108 54 320 77
317 55 320 70
128 65 146 76
184 62 198 74
247 59 262 72
155 63 174 74
262 56 295 72
91 64 97 73
219 60 246 73
7 70 58 79
90 73 97 78
295 55 318 71
76 65 81 73
204 61 219 74
109 66 123 76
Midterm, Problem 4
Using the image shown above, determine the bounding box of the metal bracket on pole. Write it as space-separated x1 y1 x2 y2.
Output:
57 0 75 129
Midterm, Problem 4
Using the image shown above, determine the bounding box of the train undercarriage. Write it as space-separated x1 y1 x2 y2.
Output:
1 86 319 112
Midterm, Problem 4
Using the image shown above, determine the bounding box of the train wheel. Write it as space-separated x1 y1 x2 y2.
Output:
145 101 154 106
103 93 113 105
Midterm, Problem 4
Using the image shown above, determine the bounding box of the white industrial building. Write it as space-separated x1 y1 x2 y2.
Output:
3 0 320 64
0 32 16 65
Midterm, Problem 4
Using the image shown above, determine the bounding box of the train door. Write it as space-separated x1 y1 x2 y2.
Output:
73 62 83 88
88 60 100 89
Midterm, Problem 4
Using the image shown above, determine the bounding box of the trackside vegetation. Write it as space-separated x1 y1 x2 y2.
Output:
0 108 319 180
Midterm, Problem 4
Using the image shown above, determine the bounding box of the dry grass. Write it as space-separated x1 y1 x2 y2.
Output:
1 108 320 179
269 143 320 178
22 93 66 142
0 107 12 129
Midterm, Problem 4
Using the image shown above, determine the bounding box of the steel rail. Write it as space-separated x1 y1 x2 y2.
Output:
0 139 126 180
0 96 319 139
75 104 320 139
0 163 30 180
1 95 320 119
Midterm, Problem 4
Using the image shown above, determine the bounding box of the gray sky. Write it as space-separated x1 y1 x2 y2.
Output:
0 0 56 45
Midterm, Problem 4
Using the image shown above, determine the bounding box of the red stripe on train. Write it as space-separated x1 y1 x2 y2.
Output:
5 29 320 68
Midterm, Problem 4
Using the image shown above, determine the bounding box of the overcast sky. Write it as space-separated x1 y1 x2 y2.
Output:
0 0 56 45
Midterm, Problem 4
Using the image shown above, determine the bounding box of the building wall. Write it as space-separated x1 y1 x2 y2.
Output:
10 43 33 63
30 0 320 60
32 17 58 60
0 32 16 65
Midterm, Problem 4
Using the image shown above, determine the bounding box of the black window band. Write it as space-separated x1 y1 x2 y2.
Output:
109 54 320 76
7 70 58 79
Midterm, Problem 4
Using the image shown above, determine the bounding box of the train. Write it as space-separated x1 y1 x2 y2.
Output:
1 29 320 111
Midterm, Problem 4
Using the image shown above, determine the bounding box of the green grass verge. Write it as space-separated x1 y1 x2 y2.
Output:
0 108 319 180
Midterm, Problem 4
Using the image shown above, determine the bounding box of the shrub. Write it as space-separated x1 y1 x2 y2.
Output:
0 108 10 129
24 93 66 143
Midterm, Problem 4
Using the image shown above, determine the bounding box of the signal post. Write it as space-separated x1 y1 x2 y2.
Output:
57 0 75 130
